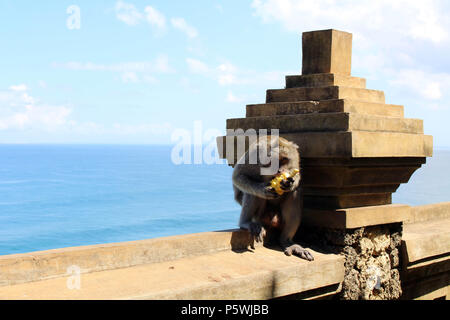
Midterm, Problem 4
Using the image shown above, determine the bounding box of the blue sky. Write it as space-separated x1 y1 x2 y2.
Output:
0 0 449 146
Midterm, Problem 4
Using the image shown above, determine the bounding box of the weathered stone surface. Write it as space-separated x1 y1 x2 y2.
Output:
350 131 433 158
303 205 411 229
302 166 421 187
0 242 344 300
227 113 423 134
266 86 385 104
217 132 432 160
246 100 404 118
402 255 450 283
402 218 450 264
298 223 403 300
401 272 449 300
405 202 450 224
0 230 255 287
304 193 393 209
302 29 352 75
286 74 366 89
341 269 360 300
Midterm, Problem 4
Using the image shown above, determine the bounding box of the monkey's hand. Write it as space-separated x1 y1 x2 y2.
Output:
278 169 300 193
263 185 280 199
249 222 266 244
280 177 295 192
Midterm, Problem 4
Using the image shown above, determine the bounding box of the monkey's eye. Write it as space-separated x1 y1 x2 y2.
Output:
280 157 289 166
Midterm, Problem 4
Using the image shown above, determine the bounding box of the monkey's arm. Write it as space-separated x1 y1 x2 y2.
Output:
232 164 278 200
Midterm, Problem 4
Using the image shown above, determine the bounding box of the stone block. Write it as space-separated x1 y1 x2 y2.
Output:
402 218 450 264
302 29 352 75
246 100 404 118
0 240 344 300
286 73 366 89
405 202 450 224
217 132 432 163
227 113 423 134
350 131 433 157
302 205 411 229
266 86 385 104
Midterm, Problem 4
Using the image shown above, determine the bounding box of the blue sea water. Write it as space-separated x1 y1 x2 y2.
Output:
0 145 449 255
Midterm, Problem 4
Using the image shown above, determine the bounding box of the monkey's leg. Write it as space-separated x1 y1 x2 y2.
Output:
239 193 267 243
279 190 314 261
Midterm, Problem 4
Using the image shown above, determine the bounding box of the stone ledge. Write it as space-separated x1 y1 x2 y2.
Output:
0 230 254 287
401 272 449 300
285 74 366 89
266 87 385 104
405 202 450 224
402 218 450 264
227 113 423 134
351 131 433 158
0 244 344 300
217 131 432 160
303 204 411 229
246 100 404 118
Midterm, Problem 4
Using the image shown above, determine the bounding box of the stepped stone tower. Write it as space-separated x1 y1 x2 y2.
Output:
217 29 433 300
218 29 432 210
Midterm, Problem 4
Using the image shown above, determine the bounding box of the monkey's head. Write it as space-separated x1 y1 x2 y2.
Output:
256 135 301 179
265 136 300 174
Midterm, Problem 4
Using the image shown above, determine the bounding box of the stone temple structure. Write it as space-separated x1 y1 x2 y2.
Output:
217 29 434 299
220 29 432 210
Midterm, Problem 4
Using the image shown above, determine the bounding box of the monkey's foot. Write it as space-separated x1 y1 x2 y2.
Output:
284 244 314 261
249 222 266 243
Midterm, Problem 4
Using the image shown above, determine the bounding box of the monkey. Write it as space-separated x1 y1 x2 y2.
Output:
232 135 314 261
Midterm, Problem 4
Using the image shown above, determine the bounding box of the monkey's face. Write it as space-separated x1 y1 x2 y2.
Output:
277 152 298 173
279 155 290 168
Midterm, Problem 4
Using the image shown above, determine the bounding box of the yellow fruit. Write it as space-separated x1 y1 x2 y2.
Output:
270 169 300 196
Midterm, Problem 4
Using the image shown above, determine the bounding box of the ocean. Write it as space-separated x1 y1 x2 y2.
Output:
0 145 449 255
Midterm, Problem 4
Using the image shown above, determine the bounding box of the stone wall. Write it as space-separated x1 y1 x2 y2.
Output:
299 223 402 300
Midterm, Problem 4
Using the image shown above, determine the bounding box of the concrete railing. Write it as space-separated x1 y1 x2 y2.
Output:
0 202 448 300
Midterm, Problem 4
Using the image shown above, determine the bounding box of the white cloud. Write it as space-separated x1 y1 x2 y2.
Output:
250 0 450 111
186 58 292 87
144 6 166 30
215 4 224 12
115 1 143 26
53 55 174 84
251 0 449 44
226 91 245 103
0 86 72 131
152 55 173 73
389 69 450 101
171 18 198 38
9 84 28 92
114 3 199 39
38 80 47 89
186 58 210 74
111 122 173 135
186 58 242 85
121 71 139 83
0 84 175 140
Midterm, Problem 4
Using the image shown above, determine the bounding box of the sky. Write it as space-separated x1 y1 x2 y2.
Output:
0 0 449 146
